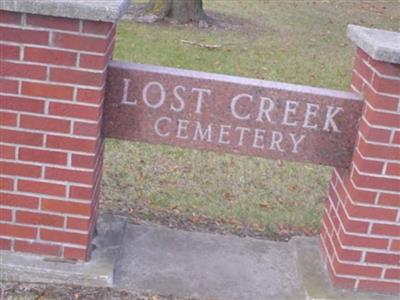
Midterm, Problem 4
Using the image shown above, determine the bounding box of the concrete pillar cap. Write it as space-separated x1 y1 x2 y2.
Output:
347 24 400 64
0 0 130 22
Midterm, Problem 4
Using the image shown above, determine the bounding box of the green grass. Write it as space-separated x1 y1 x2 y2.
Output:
101 0 399 236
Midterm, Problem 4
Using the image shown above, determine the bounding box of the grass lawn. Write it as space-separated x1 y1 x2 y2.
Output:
101 0 399 238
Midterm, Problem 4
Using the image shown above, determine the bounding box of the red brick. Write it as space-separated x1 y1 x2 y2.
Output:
378 193 400 207
354 56 374 83
0 145 15 159
16 211 64 227
365 105 400 128
0 177 13 190
24 47 77 66
73 121 100 137
49 102 100 121
369 59 400 77
0 193 39 209
386 163 400 177
0 11 21 24
50 68 104 87
52 32 108 53
332 256 382 278
67 217 91 230
364 84 399 111
26 14 79 32
391 240 400 252
0 95 45 113
328 266 357 290
345 177 377 205
76 88 104 104
69 185 94 200
321 209 333 236
352 151 384 175
358 279 400 295
0 208 12 221
0 161 41 178
330 169 341 186
21 81 74 100
82 21 113 35
71 154 96 169
329 206 341 231
64 246 89 261
0 223 37 239
385 268 400 280
45 167 94 185
394 131 400 145
18 180 66 197
46 135 97 153
20 114 71 133
373 75 400 95
40 228 89 245
328 185 339 211
358 118 392 144
0 61 47 80
365 252 400 265
14 240 62 256
336 181 348 203
356 48 370 62
331 230 363 262
371 223 400 237
351 70 364 93
79 53 108 70
0 111 17 126
0 129 43 146
352 167 400 192
42 199 91 216
328 184 342 211
19 148 67 165
339 229 389 249
337 203 370 234
0 78 19 93
0 26 49 45
0 44 20 59
0 238 11 250
346 199 397 222
321 227 334 256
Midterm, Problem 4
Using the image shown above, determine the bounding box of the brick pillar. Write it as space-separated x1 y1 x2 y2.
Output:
0 1 128 261
321 25 400 294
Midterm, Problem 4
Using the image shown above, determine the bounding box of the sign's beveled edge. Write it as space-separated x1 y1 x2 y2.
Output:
109 60 363 102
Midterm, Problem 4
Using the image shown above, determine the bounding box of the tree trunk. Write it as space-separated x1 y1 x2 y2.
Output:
146 0 209 24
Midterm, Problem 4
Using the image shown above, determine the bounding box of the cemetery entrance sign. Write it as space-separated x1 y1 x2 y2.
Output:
105 62 363 167
1 0 399 294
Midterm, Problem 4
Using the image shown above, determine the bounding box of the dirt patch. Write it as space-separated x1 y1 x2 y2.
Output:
122 2 261 33
0 282 194 300
101 202 316 243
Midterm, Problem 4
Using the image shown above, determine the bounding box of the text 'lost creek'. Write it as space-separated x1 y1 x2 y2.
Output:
120 79 345 154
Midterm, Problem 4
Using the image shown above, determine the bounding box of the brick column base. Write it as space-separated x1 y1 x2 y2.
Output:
321 26 400 295
0 10 117 261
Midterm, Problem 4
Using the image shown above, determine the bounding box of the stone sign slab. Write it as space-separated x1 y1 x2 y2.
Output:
104 61 363 167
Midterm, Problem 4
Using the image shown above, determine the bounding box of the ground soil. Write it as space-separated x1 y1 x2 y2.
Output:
0 282 193 300
122 1 260 33
101 204 309 243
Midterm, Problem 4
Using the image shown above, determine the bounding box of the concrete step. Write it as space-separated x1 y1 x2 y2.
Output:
1 214 397 300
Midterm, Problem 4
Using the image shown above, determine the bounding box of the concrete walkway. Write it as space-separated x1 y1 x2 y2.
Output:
1 214 397 300
115 223 303 299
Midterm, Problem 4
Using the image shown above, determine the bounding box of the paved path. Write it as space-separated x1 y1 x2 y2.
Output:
115 223 304 300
